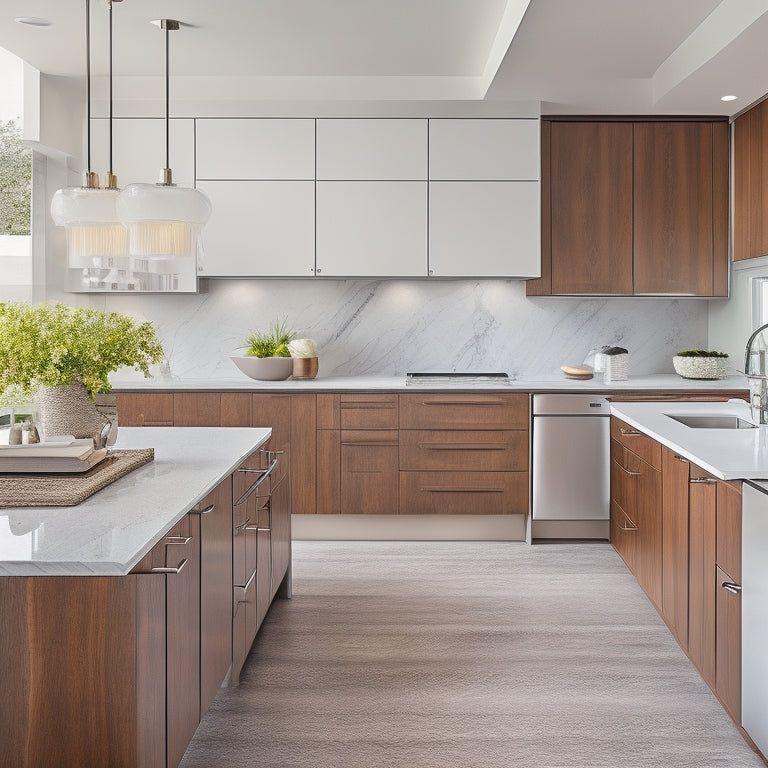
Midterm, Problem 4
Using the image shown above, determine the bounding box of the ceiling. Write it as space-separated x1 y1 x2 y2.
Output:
1 0 767 114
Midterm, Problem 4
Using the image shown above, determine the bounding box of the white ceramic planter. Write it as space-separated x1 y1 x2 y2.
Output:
230 354 293 381
672 355 728 380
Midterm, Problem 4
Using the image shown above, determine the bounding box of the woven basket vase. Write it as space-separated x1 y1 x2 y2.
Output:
34 381 110 444
672 355 729 380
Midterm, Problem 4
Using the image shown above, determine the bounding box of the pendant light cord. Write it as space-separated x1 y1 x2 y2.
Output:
108 0 113 175
85 0 91 176
165 23 170 172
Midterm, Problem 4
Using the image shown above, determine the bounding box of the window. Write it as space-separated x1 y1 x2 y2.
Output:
0 47 32 301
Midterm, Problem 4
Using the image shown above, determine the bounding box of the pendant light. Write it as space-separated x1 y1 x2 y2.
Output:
50 0 129 288
117 19 211 267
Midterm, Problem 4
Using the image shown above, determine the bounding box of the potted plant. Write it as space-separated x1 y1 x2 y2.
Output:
0 301 164 442
230 318 297 381
672 349 729 380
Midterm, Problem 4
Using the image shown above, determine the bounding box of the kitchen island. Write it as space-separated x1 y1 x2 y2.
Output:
0 426 289 768
608 399 768 762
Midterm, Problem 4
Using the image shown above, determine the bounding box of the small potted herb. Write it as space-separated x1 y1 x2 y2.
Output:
672 349 729 380
231 318 297 381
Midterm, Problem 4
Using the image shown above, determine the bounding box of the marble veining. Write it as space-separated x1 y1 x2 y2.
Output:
94 279 708 384
0 427 271 576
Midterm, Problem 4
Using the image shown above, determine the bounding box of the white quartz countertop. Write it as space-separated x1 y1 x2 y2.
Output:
0 427 271 577
110 373 749 393
610 400 768 481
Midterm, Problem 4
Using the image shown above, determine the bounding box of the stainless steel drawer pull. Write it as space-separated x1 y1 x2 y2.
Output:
341 441 397 447
190 504 215 515
244 524 271 533
721 581 742 594
234 517 251 534
421 443 506 451
235 457 278 506
616 463 641 476
619 519 638 531
674 455 689 463
422 400 505 406
689 477 717 484
163 536 193 545
420 487 504 493
619 427 642 436
151 558 187 575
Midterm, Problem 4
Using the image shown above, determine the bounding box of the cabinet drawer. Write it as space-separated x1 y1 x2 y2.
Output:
610 417 661 469
340 394 398 429
399 393 528 430
114 392 173 426
341 441 399 515
611 499 637 571
399 471 527 515
400 430 527 471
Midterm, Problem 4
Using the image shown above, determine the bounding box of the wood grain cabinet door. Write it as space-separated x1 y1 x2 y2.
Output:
687 473 717 689
549 121 633 295
341 430 399 515
633 121 726 296
661 447 690 649
114 392 174 426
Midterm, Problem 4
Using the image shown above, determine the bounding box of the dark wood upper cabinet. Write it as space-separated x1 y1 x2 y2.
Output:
529 117 729 297
550 121 633 295
734 98 768 261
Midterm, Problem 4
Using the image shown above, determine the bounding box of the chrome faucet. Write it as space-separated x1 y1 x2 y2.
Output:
745 323 768 424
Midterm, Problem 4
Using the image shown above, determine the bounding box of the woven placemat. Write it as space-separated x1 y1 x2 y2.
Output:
0 448 154 508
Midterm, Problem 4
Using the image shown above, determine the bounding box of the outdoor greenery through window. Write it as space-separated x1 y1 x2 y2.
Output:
0 47 31 300
0 118 31 236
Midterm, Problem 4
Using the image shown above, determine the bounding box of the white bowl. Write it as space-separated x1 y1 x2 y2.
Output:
230 354 293 381
672 355 728 380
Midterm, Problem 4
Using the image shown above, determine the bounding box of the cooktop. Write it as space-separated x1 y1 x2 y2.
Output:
405 371 513 386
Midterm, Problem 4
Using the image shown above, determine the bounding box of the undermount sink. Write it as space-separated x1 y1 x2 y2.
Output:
666 414 757 430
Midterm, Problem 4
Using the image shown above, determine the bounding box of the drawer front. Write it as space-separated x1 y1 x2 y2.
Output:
610 416 661 469
114 392 174 426
400 430 527 471
341 440 399 515
399 471 527 515
399 393 528 430
340 394 398 429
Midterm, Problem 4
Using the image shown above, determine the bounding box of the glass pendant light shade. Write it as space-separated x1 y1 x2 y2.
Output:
117 183 211 259
51 187 128 267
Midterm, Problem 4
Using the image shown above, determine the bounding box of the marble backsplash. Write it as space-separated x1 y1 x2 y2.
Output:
97 278 709 383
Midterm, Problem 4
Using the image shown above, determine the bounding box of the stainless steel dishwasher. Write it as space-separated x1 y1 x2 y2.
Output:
531 394 611 540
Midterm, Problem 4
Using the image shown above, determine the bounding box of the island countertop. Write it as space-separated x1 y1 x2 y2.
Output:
0 427 271 577
610 400 768 481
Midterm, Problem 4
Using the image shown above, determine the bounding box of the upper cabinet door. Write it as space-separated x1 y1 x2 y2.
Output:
91 118 195 186
316 119 427 180
550 121 633 295
429 119 539 180
429 181 539 277
197 180 315 277
196 119 315 180
316 181 427 277
633 122 719 296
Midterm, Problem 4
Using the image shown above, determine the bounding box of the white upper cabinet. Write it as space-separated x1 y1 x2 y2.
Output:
316 119 427 180
196 119 315 180
429 119 540 181
197 180 315 277
91 118 195 186
316 181 427 277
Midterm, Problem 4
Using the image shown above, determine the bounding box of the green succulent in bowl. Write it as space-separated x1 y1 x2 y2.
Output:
244 318 297 358
676 349 728 358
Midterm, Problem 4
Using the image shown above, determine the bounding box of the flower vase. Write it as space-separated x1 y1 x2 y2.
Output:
34 381 111 447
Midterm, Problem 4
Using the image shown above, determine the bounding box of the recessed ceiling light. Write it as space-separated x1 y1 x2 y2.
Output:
14 17 52 27
721 94 738 102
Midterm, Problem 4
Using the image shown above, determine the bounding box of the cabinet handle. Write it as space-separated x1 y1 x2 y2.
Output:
259 448 285 461
619 427 642 436
151 558 187 575
421 442 506 451
721 581 742 594
234 517 251 534
420 487 504 493
245 525 271 533
689 478 717 484
235 457 278 506
674 455 689 463
422 399 505 406
619 518 638 531
163 536 193 545
341 440 397 446
616 463 640 477
190 504 215 515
